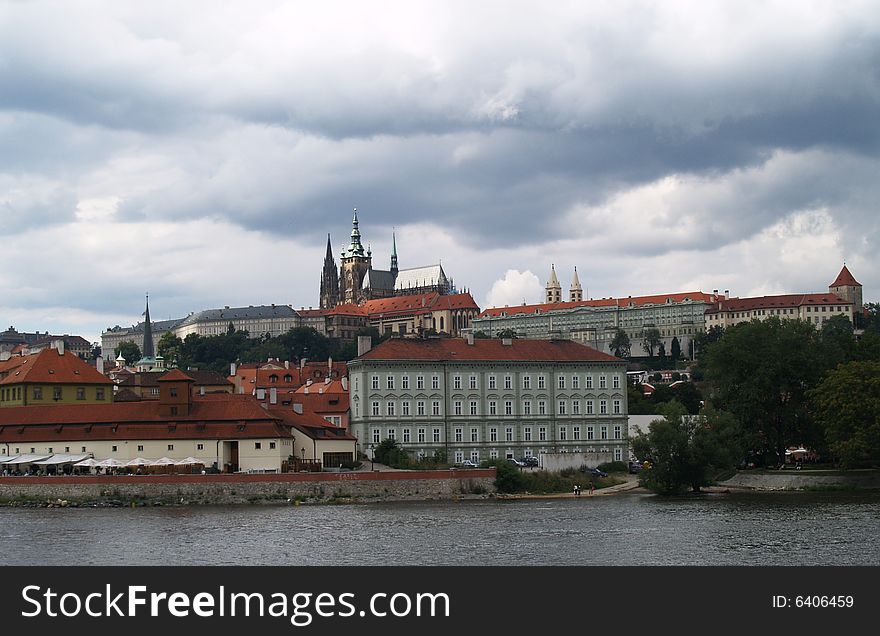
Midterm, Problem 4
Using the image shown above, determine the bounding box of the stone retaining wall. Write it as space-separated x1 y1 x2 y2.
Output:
0 469 496 505
721 472 880 491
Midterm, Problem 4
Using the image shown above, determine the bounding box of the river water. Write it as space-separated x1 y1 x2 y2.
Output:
2 491 879 566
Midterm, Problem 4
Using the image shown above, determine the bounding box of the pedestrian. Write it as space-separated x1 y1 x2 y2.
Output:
589 481 595 495
573 484 579 497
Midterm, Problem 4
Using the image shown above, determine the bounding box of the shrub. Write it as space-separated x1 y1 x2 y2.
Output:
598 461 627 473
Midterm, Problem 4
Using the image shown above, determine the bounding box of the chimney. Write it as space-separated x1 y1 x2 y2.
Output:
357 336 373 356
284 361 289 369
318 387 324 394
96 356 104 374
293 403 303 414
270 387 277 404
466 333 474 346
724 290 729 298
300 358 307 370
200 386 205 396
230 362 236 376
304 387 309 394
306 379 313 386
328 356 332 371
502 338 512 346
341 376 348 391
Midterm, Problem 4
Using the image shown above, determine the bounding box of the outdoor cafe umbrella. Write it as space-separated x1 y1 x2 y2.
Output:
125 457 153 467
73 458 100 468
150 457 176 466
175 457 204 466
96 458 125 468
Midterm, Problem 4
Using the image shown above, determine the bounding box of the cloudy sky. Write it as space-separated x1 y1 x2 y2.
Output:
2 0 878 345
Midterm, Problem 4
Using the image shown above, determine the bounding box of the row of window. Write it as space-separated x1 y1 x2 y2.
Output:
370 424 623 444
0 386 106 402
369 373 622 391
447 448 625 463
365 398 623 417
6 442 205 454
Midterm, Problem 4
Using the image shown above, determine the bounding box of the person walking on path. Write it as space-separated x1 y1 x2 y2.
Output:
589 481 595 495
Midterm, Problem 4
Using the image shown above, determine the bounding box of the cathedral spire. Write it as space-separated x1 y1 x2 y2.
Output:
142 294 155 358
320 233 340 309
390 230 399 277
570 266 583 302
346 207 365 257
545 264 562 304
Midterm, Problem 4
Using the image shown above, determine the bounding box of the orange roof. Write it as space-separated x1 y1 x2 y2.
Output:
829 265 861 288
326 304 368 316
157 369 195 383
705 293 850 314
479 291 715 318
0 348 112 386
356 337 622 363
362 292 479 317
274 409 356 440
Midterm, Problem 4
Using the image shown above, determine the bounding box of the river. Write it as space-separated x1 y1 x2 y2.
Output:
2 491 878 565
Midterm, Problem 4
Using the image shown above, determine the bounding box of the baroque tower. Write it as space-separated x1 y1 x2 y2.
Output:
545 264 562 304
319 234 340 309
339 209 373 304
829 264 863 325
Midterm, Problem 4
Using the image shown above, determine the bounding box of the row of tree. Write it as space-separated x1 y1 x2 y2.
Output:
114 325 391 374
633 313 880 493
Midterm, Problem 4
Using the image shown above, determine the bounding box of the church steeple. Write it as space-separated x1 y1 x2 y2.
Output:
142 294 155 358
545 265 562 304
390 230 399 277
320 233 340 309
570 267 583 302
346 208 366 257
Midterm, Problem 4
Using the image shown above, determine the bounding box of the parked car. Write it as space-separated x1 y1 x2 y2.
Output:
522 456 539 467
628 461 643 474
582 467 608 478
460 459 479 468
507 458 526 467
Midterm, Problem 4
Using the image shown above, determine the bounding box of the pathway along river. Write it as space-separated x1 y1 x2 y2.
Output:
2 491 879 565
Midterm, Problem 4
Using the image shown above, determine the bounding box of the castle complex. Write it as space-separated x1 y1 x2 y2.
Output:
319 210 455 308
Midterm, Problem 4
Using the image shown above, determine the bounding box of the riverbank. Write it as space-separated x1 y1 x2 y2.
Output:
717 469 880 491
0 469 496 507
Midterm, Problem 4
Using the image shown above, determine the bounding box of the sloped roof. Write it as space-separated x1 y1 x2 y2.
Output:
478 291 715 318
829 265 861 288
362 292 479 317
355 337 622 363
178 305 298 327
0 349 113 386
274 410 356 441
394 264 448 290
705 293 850 314
363 268 396 291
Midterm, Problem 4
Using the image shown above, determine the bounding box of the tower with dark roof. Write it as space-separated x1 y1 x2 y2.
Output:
390 230 399 277
319 234 341 309
829 264 863 323
142 295 155 359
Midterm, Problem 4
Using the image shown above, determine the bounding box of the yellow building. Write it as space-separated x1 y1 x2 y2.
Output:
0 345 113 408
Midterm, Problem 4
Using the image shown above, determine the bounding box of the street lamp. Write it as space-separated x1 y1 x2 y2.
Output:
301 447 305 468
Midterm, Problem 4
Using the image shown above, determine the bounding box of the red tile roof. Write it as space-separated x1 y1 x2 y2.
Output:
274 409 357 441
705 293 850 314
362 292 479 317
0 348 113 386
356 337 622 362
0 394 291 442
157 369 195 383
479 291 715 318
327 304 368 316
829 265 861 288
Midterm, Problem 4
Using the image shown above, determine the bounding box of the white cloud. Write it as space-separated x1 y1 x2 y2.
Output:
485 270 543 309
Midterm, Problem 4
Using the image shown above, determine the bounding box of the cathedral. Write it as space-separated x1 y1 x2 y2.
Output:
319 210 456 309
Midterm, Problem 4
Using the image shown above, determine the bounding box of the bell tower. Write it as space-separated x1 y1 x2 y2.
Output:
340 209 373 304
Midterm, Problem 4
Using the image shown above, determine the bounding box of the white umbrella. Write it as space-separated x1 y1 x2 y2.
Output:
125 457 153 466
97 458 125 468
73 458 100 467
150 457 176 466
175 457 204 465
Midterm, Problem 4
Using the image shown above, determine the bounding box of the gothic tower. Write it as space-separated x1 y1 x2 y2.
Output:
390 230 399 278
142 294 155 358
319 233 340 309
339 209 373 304
570 266 583 302
545 264 562 304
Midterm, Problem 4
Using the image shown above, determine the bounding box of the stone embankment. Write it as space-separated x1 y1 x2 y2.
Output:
719 471 880 491
0 469 496 507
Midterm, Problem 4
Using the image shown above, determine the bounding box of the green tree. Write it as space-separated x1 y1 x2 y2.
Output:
650 382 703 414
157 331 184 367
486 458 527 493
114 341 141 365
610 329 631 358
496 328 518 339
642 328 662 358
631 402 742 494
657 341 667 366
820 314 856 368
809 361 880 468
704 318 826 466
670 336 681 363
692 325 724 360
372 438 411 468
